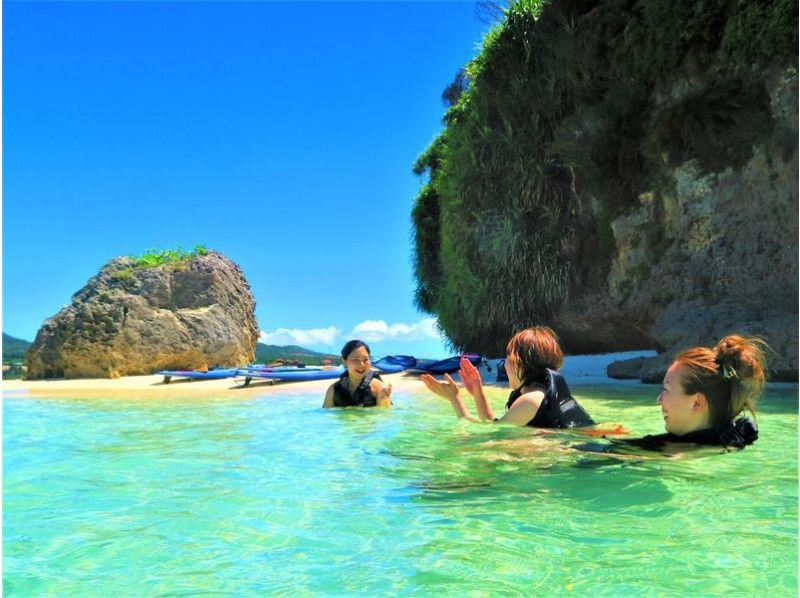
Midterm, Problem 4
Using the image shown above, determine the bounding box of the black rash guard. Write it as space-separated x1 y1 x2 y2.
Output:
332 371 383 407
505 368 595 428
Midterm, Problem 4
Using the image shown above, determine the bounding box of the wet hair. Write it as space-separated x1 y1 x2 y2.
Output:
341 340 371 360
506 326 564 387
674 335 767 431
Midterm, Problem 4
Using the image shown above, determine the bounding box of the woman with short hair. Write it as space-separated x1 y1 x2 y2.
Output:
422 326 595 428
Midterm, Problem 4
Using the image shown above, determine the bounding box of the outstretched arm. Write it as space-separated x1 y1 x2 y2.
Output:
459 357 496 421
421 373 480 422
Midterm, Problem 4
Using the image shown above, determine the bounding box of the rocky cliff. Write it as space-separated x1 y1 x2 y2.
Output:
26 250 259 378
411 0 797 381
573 68 798 381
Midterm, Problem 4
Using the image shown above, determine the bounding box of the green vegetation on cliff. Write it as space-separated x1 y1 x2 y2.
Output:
412 0 797 354
132 245 209 268
111 245 210 280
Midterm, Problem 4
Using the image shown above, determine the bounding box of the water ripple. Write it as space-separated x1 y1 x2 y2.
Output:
3 389 797 594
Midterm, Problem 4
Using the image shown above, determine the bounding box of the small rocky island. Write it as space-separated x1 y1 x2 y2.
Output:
26 248 259 379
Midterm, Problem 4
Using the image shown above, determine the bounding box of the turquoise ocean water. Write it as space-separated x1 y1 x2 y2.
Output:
3 364 798 595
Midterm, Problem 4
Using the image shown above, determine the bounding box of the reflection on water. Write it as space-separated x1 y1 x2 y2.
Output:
3 384 797 595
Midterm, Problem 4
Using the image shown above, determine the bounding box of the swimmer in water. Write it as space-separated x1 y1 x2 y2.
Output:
630 334 767 450
578 334 768 458
422 326 598 429
323 340 392 408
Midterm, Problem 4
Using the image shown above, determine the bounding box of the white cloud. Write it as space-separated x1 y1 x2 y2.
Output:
350 318 443 342
259 326 340 347
258 318 445 350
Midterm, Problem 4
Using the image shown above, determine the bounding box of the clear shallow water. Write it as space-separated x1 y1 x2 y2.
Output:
3 383 797 596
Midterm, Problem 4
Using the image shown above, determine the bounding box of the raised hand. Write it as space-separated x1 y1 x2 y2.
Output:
422 373 478 421
421 373 460 402
378 383 393 405
459 357 484 397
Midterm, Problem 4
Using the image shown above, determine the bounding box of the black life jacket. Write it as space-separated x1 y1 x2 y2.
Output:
626 417 759 450
505 368 595 428
332 371 383 407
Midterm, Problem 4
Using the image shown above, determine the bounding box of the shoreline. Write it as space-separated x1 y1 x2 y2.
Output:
0 371 434 398
4 352 796 398
1 352 649 397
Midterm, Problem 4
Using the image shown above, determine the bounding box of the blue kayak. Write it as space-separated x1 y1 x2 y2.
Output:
241 365 326 372
235 366 345 386
496 358 509 382
409 353 482 375
371 355 417 373
157 368 239 383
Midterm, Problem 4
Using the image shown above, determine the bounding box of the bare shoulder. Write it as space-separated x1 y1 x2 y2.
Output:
322 384 335 408
513 389 546 408
324 384 337 401
502 388 546 425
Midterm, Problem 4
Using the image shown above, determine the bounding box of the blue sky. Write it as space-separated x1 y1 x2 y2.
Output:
3 1 493 358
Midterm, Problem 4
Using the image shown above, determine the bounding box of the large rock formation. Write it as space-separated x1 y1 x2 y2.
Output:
411 0 798 382
26 251 259 378
579 69 798 382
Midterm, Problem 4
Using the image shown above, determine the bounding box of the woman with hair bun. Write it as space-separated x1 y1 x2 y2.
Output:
645 334 767 448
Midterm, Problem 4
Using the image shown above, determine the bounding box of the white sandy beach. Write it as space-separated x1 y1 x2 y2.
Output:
0 370 436 398
1 351 668 398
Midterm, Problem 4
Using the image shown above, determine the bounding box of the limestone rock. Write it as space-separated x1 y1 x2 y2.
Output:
567 67 798 382
410 0 796 383
26 251 258 378
606 354 672 385
606 357 648 380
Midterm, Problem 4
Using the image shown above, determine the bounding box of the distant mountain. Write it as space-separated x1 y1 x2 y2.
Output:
0 335 336 367
254 343 337 365
3 333 31 363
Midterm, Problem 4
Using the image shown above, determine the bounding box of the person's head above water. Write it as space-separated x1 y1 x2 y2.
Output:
323 339 392 408
505 326 564 389
341 339 370 361
341 339 372 379
659 335 767 436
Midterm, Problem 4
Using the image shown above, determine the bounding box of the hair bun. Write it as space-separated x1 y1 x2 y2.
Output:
714 336 742 379
714 335 767 382
715 335 742 359
677 334 768 424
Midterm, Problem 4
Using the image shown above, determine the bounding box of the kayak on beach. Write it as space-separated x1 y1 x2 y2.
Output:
157 368 239 384
235 366 346 386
